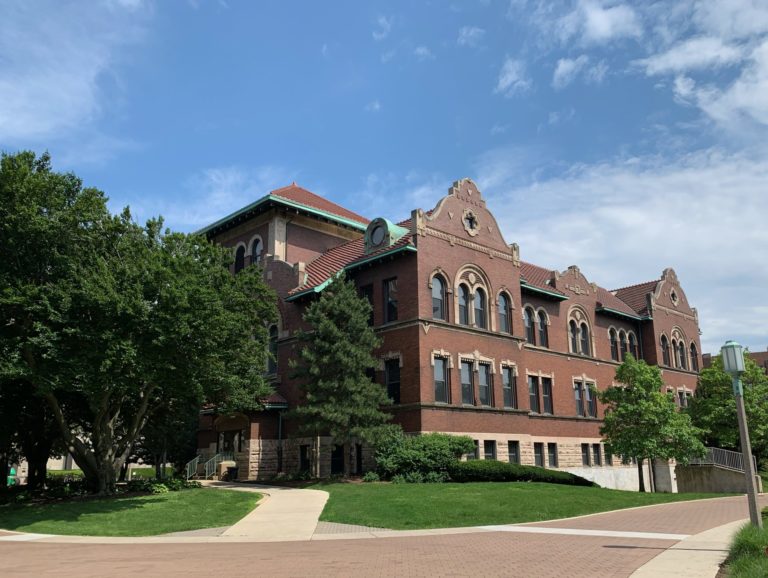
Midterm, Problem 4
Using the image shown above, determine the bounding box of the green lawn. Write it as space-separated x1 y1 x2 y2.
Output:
725 510 768 578
0 489 259 536
314 482 729 530
47 467 173 479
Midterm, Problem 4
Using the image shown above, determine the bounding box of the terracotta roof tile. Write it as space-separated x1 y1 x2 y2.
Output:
271 183 370 225
520 261 565 296
613 280 658 315
595 286 640 317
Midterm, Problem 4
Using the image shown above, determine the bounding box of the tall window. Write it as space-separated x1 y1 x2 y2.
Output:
461 361 474 405
581 443 591 466
385 359 401 404
478 363 492 406
528 375 540 413
537 311 549 348
609 329 619 361
672 339 680 367
458 284 470 326
661 335 671 366
547 443 558 467
619 331 628 360
574 381 585 416
690 343 699 372
524 307 536 344
434 357 449 403
542 377 553 414
508 441 520 464
586 384 597 417
629 333 638 359
569 320 579 353
474 288 487 329
234 245 246 273
359 284 374 326
383 278 398 323
502 366 517 408
575 381 596 417
484 440 497 460
580 323 591 356
678 342 688 370
592 444 602 466
498 294 510 333
431 276 445 320
267 325 278 374
534 442 544 467
250 238 262 265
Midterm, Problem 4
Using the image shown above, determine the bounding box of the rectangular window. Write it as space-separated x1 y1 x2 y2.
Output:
484 440 497 460
574 380 585 416
581 443 591 466
678 390 688 408
508 441 520 464
534 442 544 467
385 359 401 404
359 284 374 325
542 377 553 414
467 440 479 460
383 277 398 323
547 443 558 468
478 364 492 406
502 366 517 408
528 375 540 413
433 357 449 403
605 448 614 466
592 444 602 466
461 361 474 405
587 384 597 417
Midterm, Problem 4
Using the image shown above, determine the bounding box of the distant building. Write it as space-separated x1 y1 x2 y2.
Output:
196 179 702 490
703 348 768 374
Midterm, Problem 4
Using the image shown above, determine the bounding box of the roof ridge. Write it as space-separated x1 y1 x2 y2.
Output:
612 279 657 293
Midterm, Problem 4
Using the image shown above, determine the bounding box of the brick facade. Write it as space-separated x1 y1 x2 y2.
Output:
196 180 703 489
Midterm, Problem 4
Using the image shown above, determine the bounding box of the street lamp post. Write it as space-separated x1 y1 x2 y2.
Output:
721 340 763 528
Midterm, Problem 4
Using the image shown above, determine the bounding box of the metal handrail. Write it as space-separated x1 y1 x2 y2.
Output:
688 447 758 472
203 452 235 479
184 456 200 480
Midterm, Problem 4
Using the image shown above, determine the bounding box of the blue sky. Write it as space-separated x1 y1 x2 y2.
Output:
2 0 767 355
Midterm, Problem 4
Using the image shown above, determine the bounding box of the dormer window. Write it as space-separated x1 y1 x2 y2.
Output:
364 217 409 254
370 224 386 246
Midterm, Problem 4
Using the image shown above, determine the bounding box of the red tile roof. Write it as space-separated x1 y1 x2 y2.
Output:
271 183 370 225
520 261 565 296
613 280 658 315
289 221 414 296
595 286 640 317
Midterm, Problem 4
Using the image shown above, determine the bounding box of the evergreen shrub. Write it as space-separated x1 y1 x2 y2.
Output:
375 431 475 479
448 460 595 486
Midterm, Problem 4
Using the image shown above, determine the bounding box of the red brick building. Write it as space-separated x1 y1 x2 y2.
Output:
196 178 702 490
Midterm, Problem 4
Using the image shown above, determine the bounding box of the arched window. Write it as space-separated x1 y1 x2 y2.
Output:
498 293 510 333
672 339 681 368
609 329 619 361
661 335 671 366
234 245 246 274
431 276 445 320
251 238 262 265
474 288 487 329
629 333 638 359
580 323 591 356
619 330 628 360
690 342 699 372
458 284 470 326
267 325 278 374
525 307 536 344
537 310 549 348
569 320 579 353
678 341 688 370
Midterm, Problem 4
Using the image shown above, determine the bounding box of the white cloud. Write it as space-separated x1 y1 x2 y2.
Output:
552 55 590 89
636 36 744 75
473 146 768 353
579 0 642 44
457 26 486 47
693 0 768 41
414 46 435 61
381 50 396 64
548 107 575 125
365 100 382 112
494 57 532 97
372 15 393 41
586 59 608 83
0 1 146 143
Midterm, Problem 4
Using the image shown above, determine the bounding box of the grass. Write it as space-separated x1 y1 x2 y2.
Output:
47 467 173 479
314 481 730 530
0 488 259 536
724 509 768 577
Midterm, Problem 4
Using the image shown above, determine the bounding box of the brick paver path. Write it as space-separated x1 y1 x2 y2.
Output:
1 495 765 577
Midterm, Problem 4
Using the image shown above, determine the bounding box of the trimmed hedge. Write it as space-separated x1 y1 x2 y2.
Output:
375 431 476 479
448 460 595 487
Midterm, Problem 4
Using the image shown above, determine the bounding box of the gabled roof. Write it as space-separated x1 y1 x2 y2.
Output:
520 261 567 299
287 219 416 299
595 286 644 320
613 280 658 316
196 183 369 237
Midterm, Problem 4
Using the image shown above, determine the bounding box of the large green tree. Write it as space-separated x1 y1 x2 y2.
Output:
290 275 392 476
598 355 705 491
687 354 768 468
0 151 277 494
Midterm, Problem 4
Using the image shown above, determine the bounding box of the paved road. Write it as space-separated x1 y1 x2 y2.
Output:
1 495 765 577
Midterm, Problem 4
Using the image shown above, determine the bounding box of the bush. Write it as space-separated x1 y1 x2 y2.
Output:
362 471 380 482
149 483 169 494
390 474 406 484
404 471 425 484
423 471 448 483
447 460 595 487
125 479 153 493
375 431 476 479
726 519 768 577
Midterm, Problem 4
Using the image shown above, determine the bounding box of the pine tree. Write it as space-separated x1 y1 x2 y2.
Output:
290 274 392 476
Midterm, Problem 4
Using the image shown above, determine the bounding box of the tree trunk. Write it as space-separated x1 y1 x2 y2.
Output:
344 441 352 477
118 461 128 482
0 454 9 493
648 457 656 493
314 434 321 478
637 458 645 492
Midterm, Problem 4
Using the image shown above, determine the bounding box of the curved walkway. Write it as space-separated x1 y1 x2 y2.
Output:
0 486 765 577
